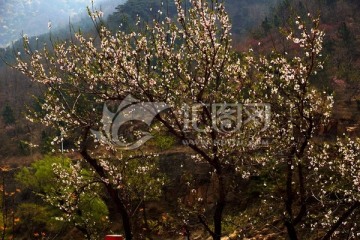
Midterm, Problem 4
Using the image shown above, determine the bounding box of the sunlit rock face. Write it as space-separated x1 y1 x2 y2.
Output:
0 0 126 47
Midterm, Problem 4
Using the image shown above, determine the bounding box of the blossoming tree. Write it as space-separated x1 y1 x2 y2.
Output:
246 16 359 239
13 0 358 239
306 137 360 239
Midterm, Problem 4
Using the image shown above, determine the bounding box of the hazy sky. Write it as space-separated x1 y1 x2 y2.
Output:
0 0 126 47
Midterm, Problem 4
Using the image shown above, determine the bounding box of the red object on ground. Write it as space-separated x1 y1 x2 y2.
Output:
105 235 124 240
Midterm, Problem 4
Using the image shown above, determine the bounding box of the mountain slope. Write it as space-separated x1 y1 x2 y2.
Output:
0 0 126 47
107 0 281 38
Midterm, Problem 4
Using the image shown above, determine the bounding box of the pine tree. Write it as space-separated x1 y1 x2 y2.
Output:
1 105 15 125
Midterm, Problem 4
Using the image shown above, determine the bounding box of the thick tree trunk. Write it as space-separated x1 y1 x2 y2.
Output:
198 167 226 240
106 186 133 240
294 163 306 225
213 198 225 240
80 148 133 240
213 171 226 240
285 220 298 240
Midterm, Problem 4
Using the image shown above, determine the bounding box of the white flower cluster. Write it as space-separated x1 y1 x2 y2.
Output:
15 1 358 237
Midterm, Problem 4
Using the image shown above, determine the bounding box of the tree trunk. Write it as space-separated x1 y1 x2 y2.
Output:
213 171 226 240
80 148 133 239
106 185 133 240
285 220 298 240
213 199 225 240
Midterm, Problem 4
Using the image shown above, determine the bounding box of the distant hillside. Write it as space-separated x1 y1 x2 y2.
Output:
107 0 281 38
247 0 360 136
2 0 360 159
0 0 126 48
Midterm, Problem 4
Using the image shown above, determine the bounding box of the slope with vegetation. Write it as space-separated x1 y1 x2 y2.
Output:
0 0 359 239
249 0 360 136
